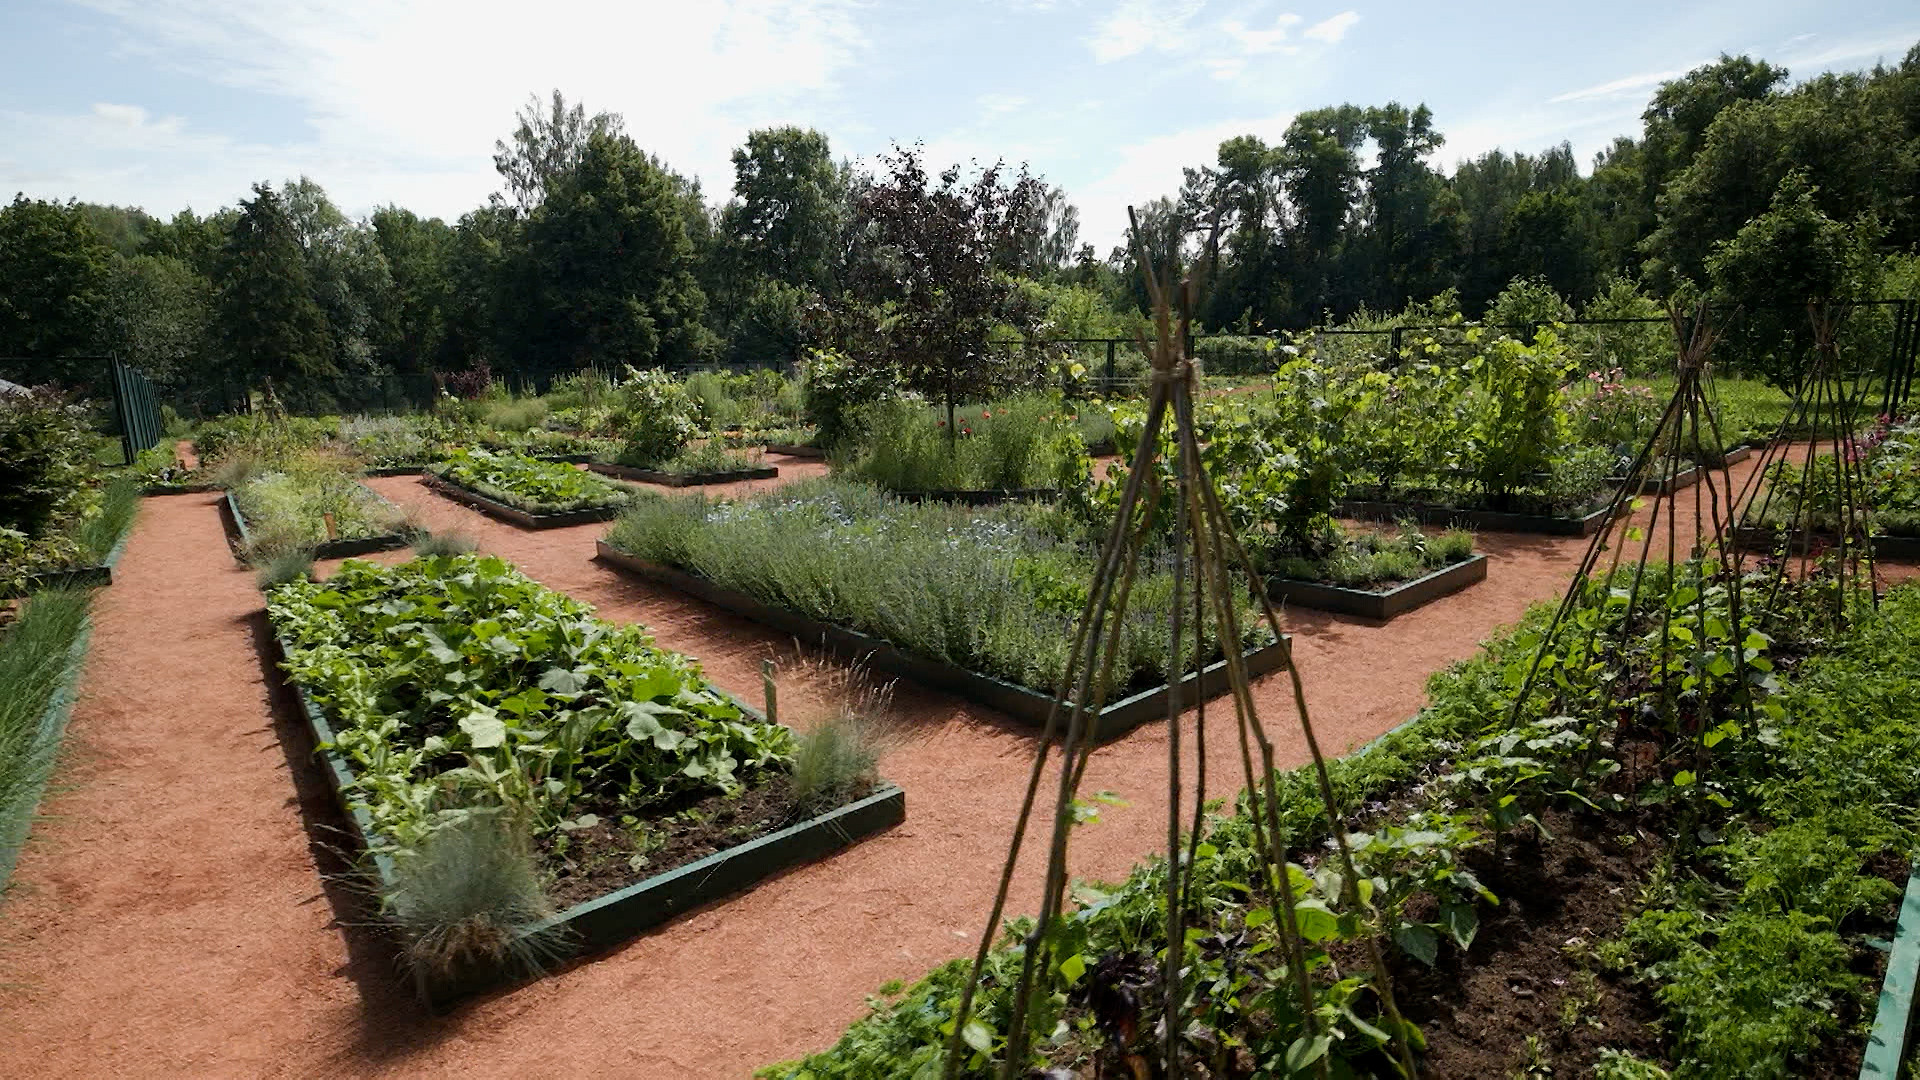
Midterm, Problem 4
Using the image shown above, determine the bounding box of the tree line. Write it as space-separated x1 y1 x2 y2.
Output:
1 43 1916 411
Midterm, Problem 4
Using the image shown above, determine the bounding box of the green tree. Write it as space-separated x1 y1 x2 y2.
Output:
727 126 847 290
1706 170 1885 389
283 177 393 388
834 146 1051 433
493 90 626 213
216 183 332 392
1641 55 1789 205
1278 105 1367 317
140 208 229 278
96 252 213 398
714 127 849 364
1449 144 1583 311
0 195 112 388
1645 73 1911 289
370 207 456 380
1357 103 1461 311
518 132 718 372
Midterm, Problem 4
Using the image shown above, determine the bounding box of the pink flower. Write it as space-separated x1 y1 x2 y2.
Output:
982 409 992 418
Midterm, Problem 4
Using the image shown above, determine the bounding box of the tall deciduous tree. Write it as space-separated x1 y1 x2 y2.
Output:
836 146 1051 433
1357 103 1461 310
96 252 213 397
370 207 456 379
1707 170 1885 389
519 132 718 372
493 90 626 213
0 195 112 388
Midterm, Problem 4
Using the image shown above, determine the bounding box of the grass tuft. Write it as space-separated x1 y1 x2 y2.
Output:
0 587 91 892
254 548 316 589
411 531 478 558
385 809 562 984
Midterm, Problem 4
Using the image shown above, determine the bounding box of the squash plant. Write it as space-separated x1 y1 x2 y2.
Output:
268 554 793 850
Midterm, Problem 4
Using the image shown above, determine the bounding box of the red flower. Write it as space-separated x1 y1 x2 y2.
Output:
937 420 946 427
982 409 992 418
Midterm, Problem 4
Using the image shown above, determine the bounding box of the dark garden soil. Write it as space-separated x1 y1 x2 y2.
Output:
1398 809 1667 1077
1401 805 1896 1078
0 447 1907 1079
537 774 828 909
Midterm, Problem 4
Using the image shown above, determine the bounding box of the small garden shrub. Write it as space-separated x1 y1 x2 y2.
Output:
609 367 698 468
836 395 1088 493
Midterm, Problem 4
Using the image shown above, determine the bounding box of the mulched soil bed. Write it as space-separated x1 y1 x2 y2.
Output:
540 774 815 909
1396 809 1896 1077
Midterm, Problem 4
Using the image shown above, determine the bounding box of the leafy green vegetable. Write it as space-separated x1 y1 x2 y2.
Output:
430 447 633 513
267 553 792 850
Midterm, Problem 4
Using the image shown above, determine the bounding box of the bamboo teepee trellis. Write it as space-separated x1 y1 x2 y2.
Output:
941 209 1418 1079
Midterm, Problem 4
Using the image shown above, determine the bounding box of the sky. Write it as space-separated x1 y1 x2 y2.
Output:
1 0 1915 254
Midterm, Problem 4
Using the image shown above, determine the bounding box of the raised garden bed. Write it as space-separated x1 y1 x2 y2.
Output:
585 461 779 487
1266 553 1488 621
269 629 904 1009
224 490 410 560
361 464 428 477
13 525 135 596
421 473 624 529
1732 524 1920 562
1336 495 1621 537
1606 464 1702 497
765 443 826 459
596 541 1289 739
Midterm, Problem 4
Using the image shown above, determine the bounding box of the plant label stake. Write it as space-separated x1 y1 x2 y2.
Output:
762 659 778 725
322 512 339 542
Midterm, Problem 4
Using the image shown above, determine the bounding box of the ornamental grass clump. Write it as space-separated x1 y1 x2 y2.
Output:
385 808 561 983
254 547 316 589
229 450 402 561
786 659 898 816
0 587 90 890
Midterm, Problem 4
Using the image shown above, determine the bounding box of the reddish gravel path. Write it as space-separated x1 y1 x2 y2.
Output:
0 449 1904 1078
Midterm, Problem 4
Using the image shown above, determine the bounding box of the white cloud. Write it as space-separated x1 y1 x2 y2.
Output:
13 0 867 218
1203 57 1249 81
1302 11 1359 45
1088 0 1206 63
1221 13 1302 55
1547 68 1690 105
978 93 1031 116
1075 113 1294 253
1779 30 1920 69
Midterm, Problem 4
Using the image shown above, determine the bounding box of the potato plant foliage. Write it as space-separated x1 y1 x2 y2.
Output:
268 554 792 850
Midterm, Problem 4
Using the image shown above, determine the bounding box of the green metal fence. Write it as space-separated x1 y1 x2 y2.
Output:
108 357 162 465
